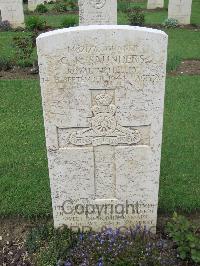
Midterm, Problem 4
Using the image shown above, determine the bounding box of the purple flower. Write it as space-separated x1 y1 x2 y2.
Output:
97 257 103 266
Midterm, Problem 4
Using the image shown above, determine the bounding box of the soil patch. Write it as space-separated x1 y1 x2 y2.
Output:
0 217 50 266
170 60 200 76
0 67 39 80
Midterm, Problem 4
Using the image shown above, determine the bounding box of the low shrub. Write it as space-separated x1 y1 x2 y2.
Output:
166 213 200 264
0 57 12 71
12 33 36 67
60 16 77 28
53 2 68 12
127 7 145 26
26 224 77 266
0 20 12 32
25 16 46 31
162 18 179 28
63 0 78 11
35 4 48 13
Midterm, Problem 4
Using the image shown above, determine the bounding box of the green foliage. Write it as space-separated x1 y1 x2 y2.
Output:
26 224 77 266
60 16 77 28
127 7 145 26
53 0 78 12
12 33 36 67
163 18 179 28
26 224 52 253
25 16 46 31
167 54 181 72
166 213 200 263
35 4 48 13
0 57 12 71
53 2 68 12
117 1 131 12
63 0 78 11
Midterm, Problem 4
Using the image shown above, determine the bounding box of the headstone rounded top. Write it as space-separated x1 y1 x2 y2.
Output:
37 25 168 40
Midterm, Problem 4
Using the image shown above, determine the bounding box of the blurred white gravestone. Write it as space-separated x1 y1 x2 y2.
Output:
0 0 24 28
147 0 164 9
37 25 168 232
28 0 55 11
168 0 192 24
78 0 117 25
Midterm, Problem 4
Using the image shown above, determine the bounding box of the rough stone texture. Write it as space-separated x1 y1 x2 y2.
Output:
168 0 192 25
37 25 168 232
79 0 117 25
147 0 164 9
28 0 55 11
0 0 24 28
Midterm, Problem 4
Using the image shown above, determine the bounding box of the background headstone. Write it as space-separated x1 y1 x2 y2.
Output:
37 25 168 232
0 0 24 28
168 0 192 24
147 0 164 9
79 0 117 25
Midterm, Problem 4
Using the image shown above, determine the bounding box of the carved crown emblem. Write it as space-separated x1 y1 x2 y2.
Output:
92 93 116 116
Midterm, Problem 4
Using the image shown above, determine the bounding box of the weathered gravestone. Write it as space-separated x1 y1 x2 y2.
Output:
79 0 117 25
37 25 168 232
0 0 24 28
168 0 192 24
147 0 164 9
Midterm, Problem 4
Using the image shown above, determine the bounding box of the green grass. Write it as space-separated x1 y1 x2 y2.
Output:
0 80 51 217
165 29 200 71
0 76 200 217
159 75 200 213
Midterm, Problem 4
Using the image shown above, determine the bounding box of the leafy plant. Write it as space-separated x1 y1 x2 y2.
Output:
12 33 36 67
63 0 78 11
60 16 77 28
0 20 12 32
0 57 12 71
35 4 48 13
53 2 68 12
26 224 77 266
162 18 179 28
127 7 145 26
25 16 46 31
166 212 200 263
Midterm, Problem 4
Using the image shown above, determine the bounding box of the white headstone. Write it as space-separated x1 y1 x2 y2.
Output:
147 0 164 9
0 0 24 28
79 0 117 25
168 0 192 24
28 0 55 11
37 25 168 232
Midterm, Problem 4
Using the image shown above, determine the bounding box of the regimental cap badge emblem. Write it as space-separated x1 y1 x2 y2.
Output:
89 0 106 9
68 93 141 147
